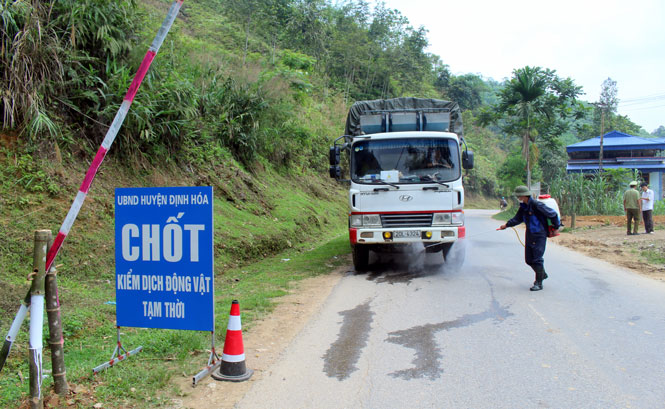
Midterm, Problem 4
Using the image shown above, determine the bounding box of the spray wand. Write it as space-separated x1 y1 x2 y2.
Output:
496 227 526 247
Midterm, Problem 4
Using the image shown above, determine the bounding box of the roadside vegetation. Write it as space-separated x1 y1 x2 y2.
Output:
1 0 663 407
0 154 350 407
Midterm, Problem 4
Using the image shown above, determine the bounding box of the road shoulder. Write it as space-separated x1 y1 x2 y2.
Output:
171 264 349 409
554 225 665 281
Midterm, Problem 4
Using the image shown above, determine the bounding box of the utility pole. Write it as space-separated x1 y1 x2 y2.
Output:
598 77 618 171
599 110 605 170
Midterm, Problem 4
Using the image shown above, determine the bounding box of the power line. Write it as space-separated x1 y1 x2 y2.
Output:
620 92 665 103
619 93 665 107
620 98 665 107
619 102 665 112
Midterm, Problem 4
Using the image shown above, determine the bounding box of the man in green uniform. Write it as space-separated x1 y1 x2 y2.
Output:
623 181 641 235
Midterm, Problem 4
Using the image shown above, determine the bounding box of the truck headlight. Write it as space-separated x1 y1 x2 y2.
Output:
432 213 452 226
432 212 464 226
451 211 464 225
350 214 381 228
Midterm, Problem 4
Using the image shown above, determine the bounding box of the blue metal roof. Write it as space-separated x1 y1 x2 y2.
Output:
567 163 665 172
567 131 665 152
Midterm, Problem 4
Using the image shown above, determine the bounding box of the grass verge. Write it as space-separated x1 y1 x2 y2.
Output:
640 248 665 265
491 206 516 221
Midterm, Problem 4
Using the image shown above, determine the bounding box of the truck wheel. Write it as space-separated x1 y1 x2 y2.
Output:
442 242 466 268
441 243 453 262
352 245 370 271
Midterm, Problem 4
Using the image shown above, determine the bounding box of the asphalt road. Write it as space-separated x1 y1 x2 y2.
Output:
236 209 665 409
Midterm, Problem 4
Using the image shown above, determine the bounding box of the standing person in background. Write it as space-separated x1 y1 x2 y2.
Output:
639 182 655 234
499 186 560 292
623 181 641 235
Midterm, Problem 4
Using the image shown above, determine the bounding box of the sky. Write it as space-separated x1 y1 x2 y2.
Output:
376 0 665 133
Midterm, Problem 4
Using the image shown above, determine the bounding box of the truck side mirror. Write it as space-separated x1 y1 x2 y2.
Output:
329 146 340 166
462 150 474 170
329 165 341 179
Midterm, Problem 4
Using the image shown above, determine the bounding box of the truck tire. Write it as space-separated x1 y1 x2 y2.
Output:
352 245 370 271
442 242 465 268
441 243 453 261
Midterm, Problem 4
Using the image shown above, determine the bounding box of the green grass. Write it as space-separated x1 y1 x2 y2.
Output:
492 206 517 221
465 192 501 209
641 249 665 265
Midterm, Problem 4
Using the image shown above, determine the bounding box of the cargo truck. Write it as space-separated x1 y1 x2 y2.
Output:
329 98 474 271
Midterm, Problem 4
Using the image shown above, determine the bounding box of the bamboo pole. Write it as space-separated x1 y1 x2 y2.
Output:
29 230 50 409
45 235 68 395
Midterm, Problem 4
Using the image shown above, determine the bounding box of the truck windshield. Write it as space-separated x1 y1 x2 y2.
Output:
351 138 460 184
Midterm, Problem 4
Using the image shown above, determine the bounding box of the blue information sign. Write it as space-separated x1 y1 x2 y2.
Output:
115 186 214 331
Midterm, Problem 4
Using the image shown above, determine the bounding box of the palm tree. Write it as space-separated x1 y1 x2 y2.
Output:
499 66 549 188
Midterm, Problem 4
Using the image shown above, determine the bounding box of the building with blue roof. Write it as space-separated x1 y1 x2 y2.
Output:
566 130 665 200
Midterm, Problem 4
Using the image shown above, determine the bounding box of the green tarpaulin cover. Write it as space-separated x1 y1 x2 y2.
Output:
344 97 463 137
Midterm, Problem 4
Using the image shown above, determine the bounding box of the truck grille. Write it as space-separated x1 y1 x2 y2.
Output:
381 213 433 228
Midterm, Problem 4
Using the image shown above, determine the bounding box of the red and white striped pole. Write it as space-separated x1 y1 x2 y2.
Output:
45 0 184 273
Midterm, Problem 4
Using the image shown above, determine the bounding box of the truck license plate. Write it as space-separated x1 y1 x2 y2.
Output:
393 230 420 238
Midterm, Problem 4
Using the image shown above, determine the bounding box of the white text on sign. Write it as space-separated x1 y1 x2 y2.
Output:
117 271 212 295
121 219 205 262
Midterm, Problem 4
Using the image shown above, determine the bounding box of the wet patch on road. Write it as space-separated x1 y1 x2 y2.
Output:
365 267 440 284
386 295 513 380
585 276 612 297
581 269 613 297
323 300 374 380
360 255 443 284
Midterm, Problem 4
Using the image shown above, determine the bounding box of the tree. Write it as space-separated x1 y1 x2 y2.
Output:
498 66 546 188
283 0 330 68
653 126 665 137
225 0 265 66
446 74 488 111
538 137 567 191
497 152 529 194
596 77 618 169
612 114 643 136
485 66 583 188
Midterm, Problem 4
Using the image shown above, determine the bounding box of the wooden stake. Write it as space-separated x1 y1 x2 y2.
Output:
29 230 50 409
45 232 68 395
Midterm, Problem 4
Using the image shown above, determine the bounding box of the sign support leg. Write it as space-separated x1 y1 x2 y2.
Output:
192 331 221 386
92 327 142 374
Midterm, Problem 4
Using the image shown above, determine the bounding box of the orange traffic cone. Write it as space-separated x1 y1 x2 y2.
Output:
212 300 253 382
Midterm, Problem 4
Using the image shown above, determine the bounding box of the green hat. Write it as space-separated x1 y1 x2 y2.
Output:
513 185 531 197
629 181 637 186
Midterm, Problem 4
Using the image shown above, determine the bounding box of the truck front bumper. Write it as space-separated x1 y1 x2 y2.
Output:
350 226 465 245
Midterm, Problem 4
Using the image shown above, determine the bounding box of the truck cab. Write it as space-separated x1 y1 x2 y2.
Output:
330 98 473 270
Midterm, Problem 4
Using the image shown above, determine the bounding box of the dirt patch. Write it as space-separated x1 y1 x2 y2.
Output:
553 215 665 281
168 264 349 409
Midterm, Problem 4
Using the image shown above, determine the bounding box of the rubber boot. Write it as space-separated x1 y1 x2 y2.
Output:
532 270 548 283
530 266 545 291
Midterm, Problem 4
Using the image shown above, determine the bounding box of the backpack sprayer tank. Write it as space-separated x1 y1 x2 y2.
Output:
538 194 561 237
